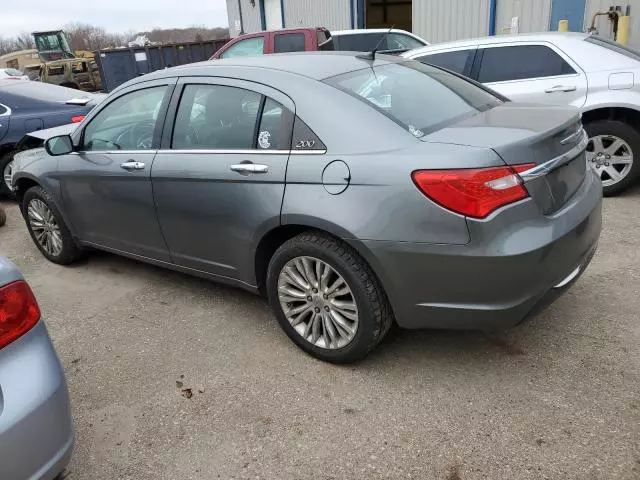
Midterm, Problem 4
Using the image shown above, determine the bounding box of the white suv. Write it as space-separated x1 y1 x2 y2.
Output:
404 32 640 195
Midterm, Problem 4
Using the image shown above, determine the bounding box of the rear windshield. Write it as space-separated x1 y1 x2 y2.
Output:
317 30 334 51
585 35 640 61
324 61 502 137
0 81 91 104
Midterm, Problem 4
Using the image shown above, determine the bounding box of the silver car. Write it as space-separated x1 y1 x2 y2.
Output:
0 257 73 479
12 53 602 363
404 32 640 195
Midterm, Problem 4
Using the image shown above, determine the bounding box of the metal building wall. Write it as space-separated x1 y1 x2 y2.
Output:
226 0 264 37
413 0 491 43
495 0 552 34
585 0 640 48
283 0 352 30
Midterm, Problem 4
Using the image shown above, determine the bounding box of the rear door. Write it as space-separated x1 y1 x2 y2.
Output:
473 42 587 108
152 77 294 284
0 103 9 143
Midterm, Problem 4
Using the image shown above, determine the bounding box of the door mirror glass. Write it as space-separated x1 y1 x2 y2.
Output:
45 135 74 156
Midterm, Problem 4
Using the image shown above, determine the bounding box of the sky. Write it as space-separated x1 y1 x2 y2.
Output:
1 0 229 38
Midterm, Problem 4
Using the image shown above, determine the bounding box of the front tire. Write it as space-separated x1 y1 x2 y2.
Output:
0 152 16 198
266 232 393 364
584 120 640 196
21 186 82 264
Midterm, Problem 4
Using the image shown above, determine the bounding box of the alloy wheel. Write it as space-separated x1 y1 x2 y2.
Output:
2 159 13 192
27 199 63 256
277 256 359 349
586 134 634 187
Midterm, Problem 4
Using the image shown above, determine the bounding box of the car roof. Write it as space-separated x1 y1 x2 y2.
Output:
332 28 414 36
142 51 404 83
405 31 589 55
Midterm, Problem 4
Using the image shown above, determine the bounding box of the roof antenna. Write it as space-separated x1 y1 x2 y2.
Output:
357 25 394 61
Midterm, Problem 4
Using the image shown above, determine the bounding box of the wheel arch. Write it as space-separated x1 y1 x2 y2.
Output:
582 105 640 130
253 217 393 305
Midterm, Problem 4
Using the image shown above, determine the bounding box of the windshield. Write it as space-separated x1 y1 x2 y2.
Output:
325 61 502 137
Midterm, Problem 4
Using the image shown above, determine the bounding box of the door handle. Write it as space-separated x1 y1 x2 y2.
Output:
120 161 145 171
230 163 269 174
545 85 577 93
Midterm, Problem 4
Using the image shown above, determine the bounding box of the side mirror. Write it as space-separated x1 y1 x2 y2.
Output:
45 135 74 156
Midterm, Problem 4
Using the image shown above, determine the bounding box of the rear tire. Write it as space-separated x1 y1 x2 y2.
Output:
266 231 393 364
21 186 82 264
584 120 640 196
0 152 16 198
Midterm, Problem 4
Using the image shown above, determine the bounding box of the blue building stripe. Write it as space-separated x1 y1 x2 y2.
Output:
259 0 267 30
280 0 286 27
357 0 365 28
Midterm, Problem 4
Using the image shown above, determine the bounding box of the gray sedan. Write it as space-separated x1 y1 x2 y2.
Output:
11 53 602 363
0 257 73 479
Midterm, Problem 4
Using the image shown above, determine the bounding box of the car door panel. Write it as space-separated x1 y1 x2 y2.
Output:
475 43 588 108
60 79 175 260
152 77 295 284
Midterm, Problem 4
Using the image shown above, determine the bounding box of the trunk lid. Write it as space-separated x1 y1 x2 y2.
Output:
422 103 587 215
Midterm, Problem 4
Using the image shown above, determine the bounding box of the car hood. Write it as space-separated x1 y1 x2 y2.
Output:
27 123 78 141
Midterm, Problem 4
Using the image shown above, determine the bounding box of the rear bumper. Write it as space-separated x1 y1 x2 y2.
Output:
0 321 73 480
355 169 603 330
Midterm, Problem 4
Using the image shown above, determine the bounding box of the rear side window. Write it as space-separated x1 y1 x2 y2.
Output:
274 33 306 53
334 33 381 51
292 117 326 151
172 85 261 149
325 61 502 137
417 49 474 75
477 45 576 83
257 98 294 150
220 36 264 58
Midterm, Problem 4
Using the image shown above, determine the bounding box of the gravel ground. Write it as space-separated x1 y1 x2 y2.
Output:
0 189 639 480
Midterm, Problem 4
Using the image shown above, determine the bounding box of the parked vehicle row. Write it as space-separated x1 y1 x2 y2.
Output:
404 32 640 195
10 52 601 364
0 80 104 197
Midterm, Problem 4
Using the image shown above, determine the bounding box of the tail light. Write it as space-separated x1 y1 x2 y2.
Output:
71 115 85 123
412 163 535 219
0 280 41 350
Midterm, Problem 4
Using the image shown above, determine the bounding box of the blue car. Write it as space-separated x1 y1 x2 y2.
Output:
0 80 104 196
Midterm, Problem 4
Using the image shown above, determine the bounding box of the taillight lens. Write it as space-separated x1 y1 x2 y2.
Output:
0 280 41 350
412 163 535 219
71 115 85 123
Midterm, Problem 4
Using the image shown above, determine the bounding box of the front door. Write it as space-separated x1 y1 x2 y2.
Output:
152 78 294 284
59 80 175 260
475 43 588 109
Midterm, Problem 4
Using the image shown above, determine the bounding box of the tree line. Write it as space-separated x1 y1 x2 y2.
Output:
0 23 229 56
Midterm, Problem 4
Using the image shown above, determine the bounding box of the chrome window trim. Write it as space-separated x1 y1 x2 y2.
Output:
0 103 11 116
69 149 327 156
71 150 158 155
157 149 327 155
519 131 588 183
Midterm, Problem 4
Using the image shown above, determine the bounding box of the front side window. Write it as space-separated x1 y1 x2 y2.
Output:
386 33 425 51
325 61 502 137
417 49 474 75
477 45 576 83
172 84 262 150
274 33 306 53
220 37 265 58
83 86 167 151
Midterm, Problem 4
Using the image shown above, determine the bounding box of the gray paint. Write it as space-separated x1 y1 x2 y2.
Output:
0 258 73 479
12 53 602 332
413 0 490 43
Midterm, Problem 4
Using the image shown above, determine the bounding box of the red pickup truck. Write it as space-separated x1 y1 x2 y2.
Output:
211 27 333 59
